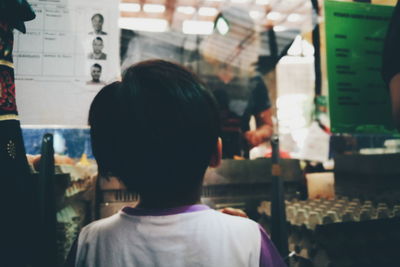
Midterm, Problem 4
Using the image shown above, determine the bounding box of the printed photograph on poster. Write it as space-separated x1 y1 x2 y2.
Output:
88 13 107 35
87 63 107 85
88 37 107 60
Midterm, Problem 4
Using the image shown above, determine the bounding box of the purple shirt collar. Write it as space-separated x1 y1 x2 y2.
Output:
121 204 210 216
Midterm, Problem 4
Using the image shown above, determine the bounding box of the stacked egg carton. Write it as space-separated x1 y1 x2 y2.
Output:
258 197 400 262
259 197 400 229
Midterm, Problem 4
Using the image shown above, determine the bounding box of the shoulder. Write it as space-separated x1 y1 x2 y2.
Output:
190 209 260 230
206 210 261 237
79 213 123 239
75 214 128 265
214 209 258 224
259 225 287 267
202 211 264 260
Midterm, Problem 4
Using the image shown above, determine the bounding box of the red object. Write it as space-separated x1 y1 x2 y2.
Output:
264 149 291 159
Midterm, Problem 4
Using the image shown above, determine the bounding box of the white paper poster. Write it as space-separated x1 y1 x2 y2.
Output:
300 122 331 162
14 0 120 125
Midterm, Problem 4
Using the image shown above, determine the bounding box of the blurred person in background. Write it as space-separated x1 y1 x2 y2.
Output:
117 5 295 159
198 6 273 158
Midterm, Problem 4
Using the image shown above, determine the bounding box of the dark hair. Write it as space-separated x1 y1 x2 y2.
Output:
91 13 104 22
91 63 102 70
94 37 103 43
89 81 119 174
89 60 220 198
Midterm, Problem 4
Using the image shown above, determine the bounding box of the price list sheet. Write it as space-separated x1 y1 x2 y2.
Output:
325 1 395 133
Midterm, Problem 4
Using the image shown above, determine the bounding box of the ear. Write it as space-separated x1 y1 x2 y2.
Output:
209 138 222 168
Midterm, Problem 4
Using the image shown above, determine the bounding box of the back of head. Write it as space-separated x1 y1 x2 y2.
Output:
89 60 220 199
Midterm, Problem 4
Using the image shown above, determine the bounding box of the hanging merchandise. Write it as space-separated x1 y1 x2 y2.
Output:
0 1 36 266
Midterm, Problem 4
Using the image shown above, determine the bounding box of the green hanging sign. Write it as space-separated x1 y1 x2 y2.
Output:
325 0 395 133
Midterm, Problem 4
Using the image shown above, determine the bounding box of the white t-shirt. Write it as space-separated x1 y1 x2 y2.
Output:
73 205 286 267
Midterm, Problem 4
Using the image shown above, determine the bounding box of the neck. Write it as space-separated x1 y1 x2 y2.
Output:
136 191 201 210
